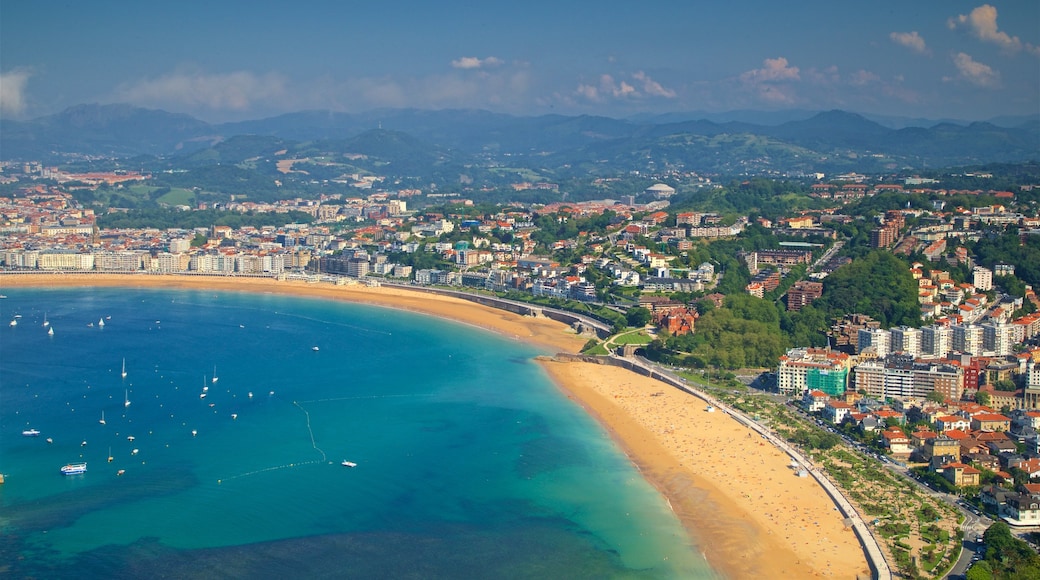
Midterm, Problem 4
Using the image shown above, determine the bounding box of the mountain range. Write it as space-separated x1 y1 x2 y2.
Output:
2 104 1037 175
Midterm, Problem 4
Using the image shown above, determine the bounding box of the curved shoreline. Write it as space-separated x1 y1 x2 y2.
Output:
1 273 872 578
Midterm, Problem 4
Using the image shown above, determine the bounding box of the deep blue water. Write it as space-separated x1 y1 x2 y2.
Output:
0 287 714 578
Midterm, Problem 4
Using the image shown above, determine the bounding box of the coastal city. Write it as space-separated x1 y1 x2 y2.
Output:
4 150 1040 578
5 2 1040 579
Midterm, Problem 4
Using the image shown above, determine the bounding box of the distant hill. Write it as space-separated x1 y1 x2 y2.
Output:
2 103 1037 174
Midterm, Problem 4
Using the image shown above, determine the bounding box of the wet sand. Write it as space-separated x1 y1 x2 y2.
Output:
1 273 870 578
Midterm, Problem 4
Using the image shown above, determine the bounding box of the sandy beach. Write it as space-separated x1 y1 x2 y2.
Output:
1 273 870 578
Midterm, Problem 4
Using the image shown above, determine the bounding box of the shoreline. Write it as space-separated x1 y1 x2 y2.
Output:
1 273 870 578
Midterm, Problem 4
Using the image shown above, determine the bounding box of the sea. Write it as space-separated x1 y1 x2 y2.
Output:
0 286 716 578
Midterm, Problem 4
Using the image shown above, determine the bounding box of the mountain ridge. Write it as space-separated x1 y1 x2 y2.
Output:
2 103 1037 174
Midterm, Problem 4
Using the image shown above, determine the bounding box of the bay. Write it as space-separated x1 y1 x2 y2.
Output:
0 287 714 578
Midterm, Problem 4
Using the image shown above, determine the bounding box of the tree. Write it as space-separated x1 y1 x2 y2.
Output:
965 560 992 580
626 307 652 328
976 391 991 407
926 391 946 404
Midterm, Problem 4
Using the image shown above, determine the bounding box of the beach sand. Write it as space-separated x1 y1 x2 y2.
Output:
2 274 871 578
540 360 871 579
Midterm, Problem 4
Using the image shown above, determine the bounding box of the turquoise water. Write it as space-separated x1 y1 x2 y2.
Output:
0 287 714 578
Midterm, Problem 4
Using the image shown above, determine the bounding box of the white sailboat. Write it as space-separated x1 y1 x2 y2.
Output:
124 389 131 408
43 313 49 327
99 410 106 425
48 326 54 336
212 366 219 383
121 358 127 379
98 317 105 327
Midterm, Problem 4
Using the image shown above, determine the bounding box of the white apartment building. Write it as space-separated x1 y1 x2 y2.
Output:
952 324 984 355
921 325 953 359
973 266 993 291
982 322 1015 356
95 251 145 272
858 328 891 357
890 326 922 357
190 253 236 273
37 251 94 271
3 250 39 268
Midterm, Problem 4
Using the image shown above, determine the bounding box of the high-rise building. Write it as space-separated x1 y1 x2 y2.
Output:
858 328 891 357
982 322 1014 356
890 326 922 357
920 325 953 359
952 324 984 355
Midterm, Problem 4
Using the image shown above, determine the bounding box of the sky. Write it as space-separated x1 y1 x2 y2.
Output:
1 1 1038 123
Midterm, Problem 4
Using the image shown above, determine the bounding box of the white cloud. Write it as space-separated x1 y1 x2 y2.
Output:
948 4 1039 56
889 31 928 54
738 57 800 104
450 56 503 69
0 69 32 117
949 52 1001 87
739 57 800 83
115 70 290 112
632 71 676 98
574 71 675 103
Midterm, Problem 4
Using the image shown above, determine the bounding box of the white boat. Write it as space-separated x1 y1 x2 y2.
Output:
98 318 105 327
121 358 127 379
231 413 238 420
108 447 114 462
341 460 357 468
124 389 131 408
9 319 16 327
212 366 219 383
43 313 49 327
22 428 41 437
247 392 254 399
117 469 125 476
46 437 53 444
312 346 320 351
127 435 135 442
131 448 139 455
200 392 207 399
99 410 106 425
61 462 87 475
191 429 198 437
48 326 54 336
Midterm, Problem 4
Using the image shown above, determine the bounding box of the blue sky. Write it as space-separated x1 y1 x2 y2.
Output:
1 1 1037 122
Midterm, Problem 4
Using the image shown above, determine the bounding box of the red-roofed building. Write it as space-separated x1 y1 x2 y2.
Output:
801 390 831 413
971 413 1011 432
881 429 912 455
935 415 971 432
